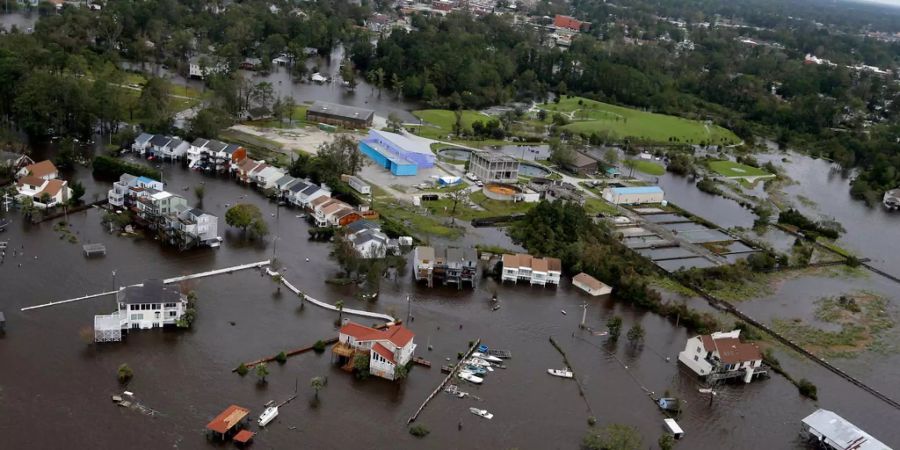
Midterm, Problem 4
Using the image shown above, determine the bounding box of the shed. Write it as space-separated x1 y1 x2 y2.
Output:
572 272 612 297
663 418 684 439
233 429 255 446
205 404 250 440
801 409 889 450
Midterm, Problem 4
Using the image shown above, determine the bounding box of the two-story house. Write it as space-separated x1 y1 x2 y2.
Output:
93 279 188 342
333 322 416 381
678 330 765 383
167 207 219 249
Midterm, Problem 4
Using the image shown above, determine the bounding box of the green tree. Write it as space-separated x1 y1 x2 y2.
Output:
658 433 675 450
255 362 269 384
387 112 402 132
236 363 249 376
189 107 232 139
138 77 173 133
335 300 345 324
117 363 134 384
310 376 325 399
341 61 357 91
607 316 623 340
69 180 85 204
582 424 642 450
604 148 618 166
626 323 645 346
225 204 268 239
275 351 287 364
394 363 409 380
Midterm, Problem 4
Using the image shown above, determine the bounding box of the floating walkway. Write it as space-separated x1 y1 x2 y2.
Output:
408 339 481 424
21 260 271 312
268 269 395 322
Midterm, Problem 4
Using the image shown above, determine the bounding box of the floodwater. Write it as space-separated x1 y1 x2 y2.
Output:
0 11 37 31
651 172 757 229
2 160 900 449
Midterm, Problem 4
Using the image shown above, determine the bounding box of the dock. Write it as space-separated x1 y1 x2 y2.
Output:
268 269 395 322
21 260 271 312
486 349 512 359
408 339 480 424
412 357 432 368
82 243 107 257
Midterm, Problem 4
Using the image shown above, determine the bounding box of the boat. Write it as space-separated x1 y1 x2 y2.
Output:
465 365 487 375
472 352 503 363
698 388 717 396
477 344 489 353
561 310 567 315
469 407 493 419
458 371 483 384
486 349 512 359
258 402 279 427
492 305 501 311
465 359 494 371
548 368 574 378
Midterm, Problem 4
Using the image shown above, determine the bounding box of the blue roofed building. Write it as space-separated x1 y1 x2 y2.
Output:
358 130 436 176
602 186 665 205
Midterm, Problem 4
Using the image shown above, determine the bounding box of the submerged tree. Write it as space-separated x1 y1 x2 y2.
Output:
225 204 269 239
117 363 134 384
255 362 270 384
310 376 326 399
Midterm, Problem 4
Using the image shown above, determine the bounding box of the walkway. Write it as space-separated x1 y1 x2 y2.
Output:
21 260 271 311
268 269 395 322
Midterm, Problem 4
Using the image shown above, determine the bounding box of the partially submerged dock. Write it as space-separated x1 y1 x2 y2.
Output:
408 339 481 424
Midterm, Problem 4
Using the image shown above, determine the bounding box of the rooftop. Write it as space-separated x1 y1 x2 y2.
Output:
22 160 57 179
308 101 375 121
206 405 250 434
472 151 517 163
802 409 889 450
573 272 610 291
119 279 182 305
339 322 414 347
611 186 664 195
369 129 434 156
700 335 761 364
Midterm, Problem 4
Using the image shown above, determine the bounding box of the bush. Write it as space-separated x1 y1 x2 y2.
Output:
409 425 430 438
659 433 676 450
117 363 134 383
797 378 818 400
236 363 249 376
92 155 160 181
275 351 288 364
312 340 326 353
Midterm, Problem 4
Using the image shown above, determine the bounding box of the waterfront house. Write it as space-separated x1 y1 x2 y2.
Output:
678 330 765 383
292 183 331 208
312 198 362 227
205 405 251 441
883 188 900 210
17 160 58 181
333 321 416 381
572 272 612 297
147 135 172 158
501 253 562 286
602 186 665 205
166 207 219 249
15 176 71 208
253 166 287 191
153 137 189 160
345 219 379 237
235 158 264 183
0 151 34 174
93 279 188 342
135 189 188 228
108 174 164 208
306 101 374 129
801 409 890 450
413 246 478 288
132 133 154 154
350 229 395 258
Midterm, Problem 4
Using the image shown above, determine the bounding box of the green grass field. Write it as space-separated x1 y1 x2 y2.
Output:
628 159 666 175
707 160 772 178
411 109 492 139
540 96 740 145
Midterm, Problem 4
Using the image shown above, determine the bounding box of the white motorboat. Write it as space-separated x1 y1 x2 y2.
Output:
548 368 574 378
458 371 483 384
469 407 493 419
472 352 503 363
258 403 279 427
465 359 494 371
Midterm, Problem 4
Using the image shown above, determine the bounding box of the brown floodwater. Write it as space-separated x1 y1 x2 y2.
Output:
1 161 899 449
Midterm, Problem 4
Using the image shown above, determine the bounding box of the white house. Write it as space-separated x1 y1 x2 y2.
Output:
288 182 330 208
108 174 164 208
93 279 188 342
154 138 189 160
132 133 154 154
189 56 228 79
16 177 71 208
135 190 188 224
168 207 219 247
343 175 371 195
602 186 665 205
349 229 396 259
147 135 172 158
501 253 562 286
572 272 612 297
17 160 58 181
335 322 416 381
678 330 764 383
254 166 287 190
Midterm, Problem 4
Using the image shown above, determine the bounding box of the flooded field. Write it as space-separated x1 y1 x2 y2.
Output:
2 161 900 449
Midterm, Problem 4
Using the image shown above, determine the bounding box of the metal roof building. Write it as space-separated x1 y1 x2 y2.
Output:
306 101 374 129
801 409 891 450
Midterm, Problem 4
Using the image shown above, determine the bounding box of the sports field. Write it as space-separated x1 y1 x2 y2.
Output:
540 97 740 145
630 159 666 175
707 160 772 178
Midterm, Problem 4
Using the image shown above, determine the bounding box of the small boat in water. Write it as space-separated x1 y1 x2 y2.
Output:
469 407 493 419
472 352 503 363
458 371 483 384
465 365 487 375
258 401 279 427
548 368 574 378
561 310 567 315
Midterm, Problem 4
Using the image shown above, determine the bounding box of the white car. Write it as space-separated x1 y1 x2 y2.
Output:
476 180 484 187
465 172 478 181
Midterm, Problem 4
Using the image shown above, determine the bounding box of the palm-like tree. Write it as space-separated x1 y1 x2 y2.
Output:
335 300 344 323
310 376 325 400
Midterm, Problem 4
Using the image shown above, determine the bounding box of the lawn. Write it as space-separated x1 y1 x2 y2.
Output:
583 197 619 216
539 96 740 145
627 159 665 176
410 109 500 144
707 160 772 178
421 190 535 221
377 200 463 239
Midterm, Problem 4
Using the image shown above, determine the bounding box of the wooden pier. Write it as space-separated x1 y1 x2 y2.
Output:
407 339 480 424
412 357 432 368
21 260 271 312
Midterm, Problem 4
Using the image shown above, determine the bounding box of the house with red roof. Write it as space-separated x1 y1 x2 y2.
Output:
334 321 416 380
678 330 766 383
554 14 590 32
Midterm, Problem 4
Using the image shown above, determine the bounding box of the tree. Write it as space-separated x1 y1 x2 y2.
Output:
446 188 470 222
331 236 361 278
374 68 386 96
394 363 409 380
604 148 618 166
255 362 269 384
138 77 173 133
341 61 357 91
352 352 370 378
387 113 402 132
626 324 645 346
189 107 232 139
607 316 623 340
194 185 205 202
236 363 249 376
335 300 345 324
275 351 287 364
225 204 268 239
583 424 642 450
69 180 85 204
453 109 464 137
659 433 676 450
310 376 326 399
251 82 275 109
117 363 134 384
549 138 575 167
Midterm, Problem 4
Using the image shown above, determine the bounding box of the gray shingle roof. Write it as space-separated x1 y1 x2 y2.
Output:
149 135 172 147
308 101 374 122
120 279 182 305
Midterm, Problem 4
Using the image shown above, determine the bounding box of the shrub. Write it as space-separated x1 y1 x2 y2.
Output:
797 378 818 400
313 340 326 353
275 351 288 364
659 433 676 450
117 363 134 383
236 363 249 376
409 425 430 438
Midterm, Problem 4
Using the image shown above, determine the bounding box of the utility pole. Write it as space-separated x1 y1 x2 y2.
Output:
405 295 411 324
580 302 587 329
272 202 280 261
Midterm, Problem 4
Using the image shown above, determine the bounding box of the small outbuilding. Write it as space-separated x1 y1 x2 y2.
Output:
602 186 665 205
572 272 612 297
801 409 889 450
206 404 250 441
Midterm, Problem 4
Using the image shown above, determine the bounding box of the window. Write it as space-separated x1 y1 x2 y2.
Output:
693 355 699 361
169 311 177 317
696 346 701 353
164 303 176 308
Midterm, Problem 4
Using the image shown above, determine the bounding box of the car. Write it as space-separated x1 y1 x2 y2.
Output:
476 180 484 187
465 172 478 181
